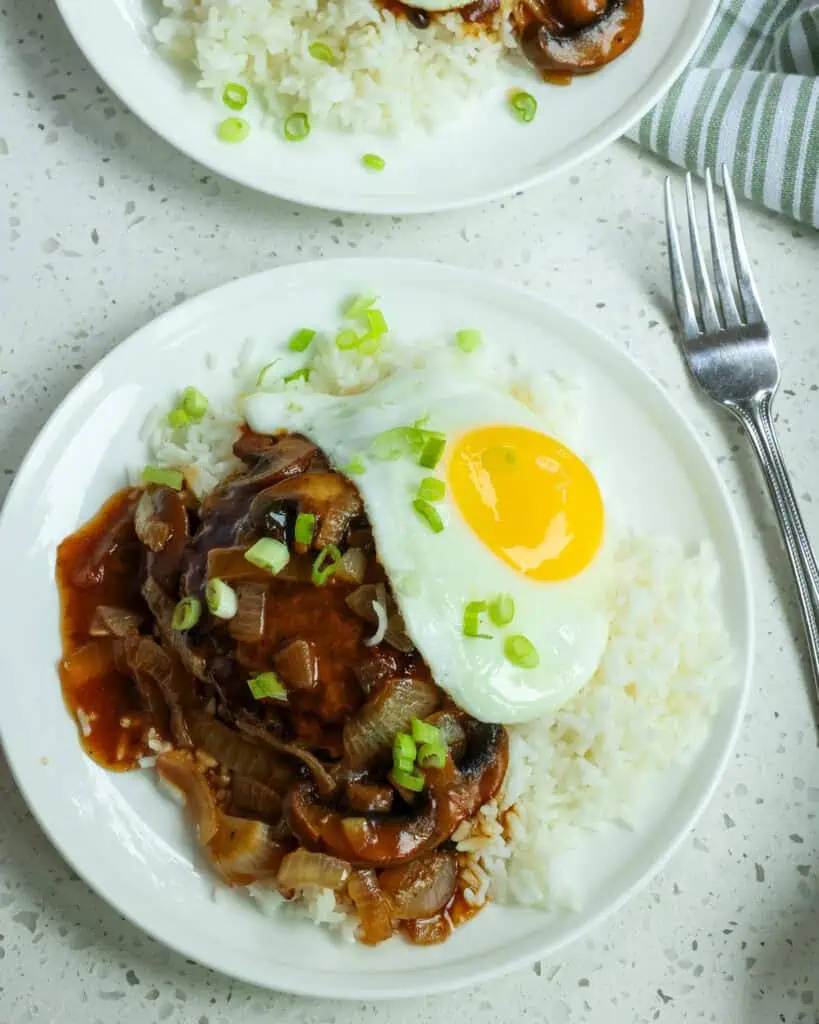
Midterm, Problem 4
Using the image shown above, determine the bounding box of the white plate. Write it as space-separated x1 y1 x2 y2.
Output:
54 0 717 214
0 259 751 999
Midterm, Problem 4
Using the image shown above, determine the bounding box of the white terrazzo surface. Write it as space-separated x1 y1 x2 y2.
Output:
2 1 819 1021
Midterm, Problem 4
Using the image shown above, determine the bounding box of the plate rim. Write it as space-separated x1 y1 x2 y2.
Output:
0 258 753 998
52 0 721 215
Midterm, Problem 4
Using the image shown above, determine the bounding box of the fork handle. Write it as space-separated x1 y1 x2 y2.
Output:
731 396 819 703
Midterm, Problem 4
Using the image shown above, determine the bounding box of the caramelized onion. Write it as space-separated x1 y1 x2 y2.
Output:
61 640 117 687
134 488 170 551
402 914 453 945
273 639 317 691
379 852 457 920
206 546 313 583
347 869 394 945
345 584 414 653
277 849 351 893
88 605 142 638
231 775 283 822
343 675 440 771
188 714 294 791
208 812 288 885
234 712 336 796
156 750 218 844
228 583 267 644
336 547 366 585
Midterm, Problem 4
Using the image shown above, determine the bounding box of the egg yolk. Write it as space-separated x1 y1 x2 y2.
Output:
448 425 604 581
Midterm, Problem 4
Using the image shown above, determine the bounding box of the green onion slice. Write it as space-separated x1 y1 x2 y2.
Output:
417 477 445 503
256 361 279 387
142 465 184 490
205 578 238 620
419 435 446 470
222 82 248 111
248 672 288 701
343 454 366 476
294 512 316 547
456 329 482 353
389 766 425 793
308 41 335 64
412 498 444 534
504 634 540 669
344 292 378 318
312 544 342 585
283 367 311 385
357 333 381 356
393 732 417 767
167 408 189 430
365 309 388 338
463 600 492 639
283 112 311 142
288 328 316 353
181 386 209 421
489 593 515 628
510 90 537 123
410 718 441 745
362 153 385 171
417 741 447 769
171 596 202 631
244 538 290 575
336 328 359 351
371 427 417 461
218 116 250 143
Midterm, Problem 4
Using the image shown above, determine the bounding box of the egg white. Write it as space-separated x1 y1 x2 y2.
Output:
244 366 613 724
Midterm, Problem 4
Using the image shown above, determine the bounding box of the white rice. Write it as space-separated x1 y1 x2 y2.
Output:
153 0 514 135
145 316 733 932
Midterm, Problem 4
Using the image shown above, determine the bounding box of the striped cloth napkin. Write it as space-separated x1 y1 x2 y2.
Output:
629 0 819 228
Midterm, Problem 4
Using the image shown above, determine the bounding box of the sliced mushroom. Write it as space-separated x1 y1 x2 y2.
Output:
209 435 319 503
250 471 362 551
515 0 643 77
233 430 279 465
346 781 394 814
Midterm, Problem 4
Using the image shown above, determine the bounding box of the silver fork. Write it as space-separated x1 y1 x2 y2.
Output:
664 168 819 704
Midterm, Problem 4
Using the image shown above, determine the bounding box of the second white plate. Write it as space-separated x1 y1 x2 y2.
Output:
55 0 716 213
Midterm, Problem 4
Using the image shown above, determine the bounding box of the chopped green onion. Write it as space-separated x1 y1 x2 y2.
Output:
417 477 445 502
205 579 238 620
362 153 385 171
456 329 482 353
463 600 491 639
256 361 279 387
294 512 316 546
312 544 342 585
171 596 202 631
417 741 447 769
142 465 184 490
395 757 415 774
283 112 310 142
218 116 250 143
365 309 388 338
344 293 378 318
410 718 441 746
389 766 425 793
489 593 515 628
308 41 335 64
509 90 537 124
412 498 444 534
357 333 381 356
283 367 311 385
414 415 430 430
248 672 288 701
343 454 366 476
244 538 290 575
393 732 417 766
419 435 446 469
288 328 316 353
222 82 248 111
504 634 540 669
167 407 190 429
371 427 416 461
181 386 209 422
336 328 359 351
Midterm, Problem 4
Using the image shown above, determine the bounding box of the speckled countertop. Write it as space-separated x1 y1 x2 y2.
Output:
2 1 819 1021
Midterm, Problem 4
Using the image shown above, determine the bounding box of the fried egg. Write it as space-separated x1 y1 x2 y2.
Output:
244 365 612 724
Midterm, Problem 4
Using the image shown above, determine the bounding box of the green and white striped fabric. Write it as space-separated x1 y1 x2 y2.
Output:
629 0 819 227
